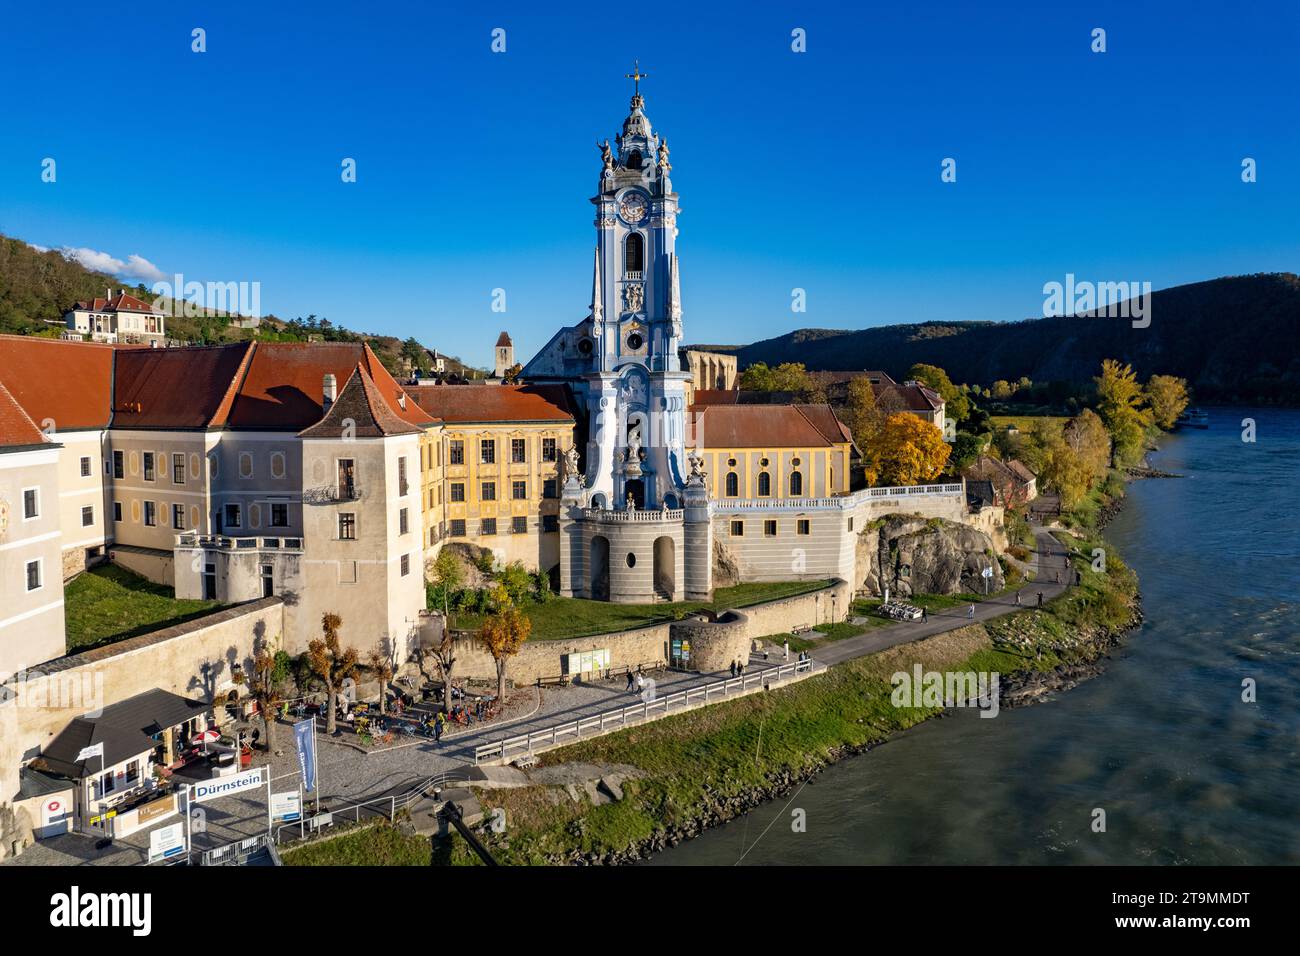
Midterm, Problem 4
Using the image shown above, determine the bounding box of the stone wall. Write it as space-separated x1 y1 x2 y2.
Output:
108 545 173 586
737 578 854 637
447 621 672 685
667 611 750 672
446 579 849 684
710 508 853 584
0 598 285 837
966 505 1008 552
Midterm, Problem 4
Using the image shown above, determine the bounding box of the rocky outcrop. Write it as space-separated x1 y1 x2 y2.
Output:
711 538 741 588
855 515 1003 597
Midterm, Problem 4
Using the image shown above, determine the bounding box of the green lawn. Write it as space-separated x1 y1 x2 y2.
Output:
456 579 834 641
282 822 431 866
65 564 224 652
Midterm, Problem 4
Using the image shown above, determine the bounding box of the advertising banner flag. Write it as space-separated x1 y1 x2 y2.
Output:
293 718 317 793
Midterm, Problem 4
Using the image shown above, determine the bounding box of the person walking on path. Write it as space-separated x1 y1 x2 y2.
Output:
784 641 790 662
1015 590 1021 607
625 668 634 691
922 607 928 623
635 673 645 694
968 604 975 621
1037 591 1044 608
729 660 737 677
1055 570 1061 584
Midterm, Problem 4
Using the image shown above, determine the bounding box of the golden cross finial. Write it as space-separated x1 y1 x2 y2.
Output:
626 59 649 95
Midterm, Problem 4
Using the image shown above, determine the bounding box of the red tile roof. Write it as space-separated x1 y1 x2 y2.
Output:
692 389 741 405
0 334 115 431
1005 459 1037 483
408 384 575 424
688 404 851 450
0 337 438 437
793 404 855 446
300 365 423 438
878 382 944 413
71 292 161 315
810 370 896 386
0 380 49 449
112 343 254 429
227 342 435 431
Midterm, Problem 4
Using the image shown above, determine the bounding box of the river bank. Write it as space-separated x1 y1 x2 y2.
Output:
281 472 1146 867
427 479 1143 865
651 409 1300 866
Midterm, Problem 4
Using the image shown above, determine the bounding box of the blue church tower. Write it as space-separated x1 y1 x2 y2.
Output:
525 66 711 603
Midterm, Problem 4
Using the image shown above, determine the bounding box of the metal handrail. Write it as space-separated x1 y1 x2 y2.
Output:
475 658 820 765
273 768 472 845
719 481 965 513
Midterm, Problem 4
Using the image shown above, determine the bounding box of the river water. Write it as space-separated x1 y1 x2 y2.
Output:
653 408 1300 866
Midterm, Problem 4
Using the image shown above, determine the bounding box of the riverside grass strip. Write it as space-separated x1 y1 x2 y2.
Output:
450 517 1138 865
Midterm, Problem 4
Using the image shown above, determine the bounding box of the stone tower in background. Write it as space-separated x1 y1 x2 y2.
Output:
494 331 514 379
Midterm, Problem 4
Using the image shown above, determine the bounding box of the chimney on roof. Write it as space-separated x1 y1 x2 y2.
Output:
323 373 337 410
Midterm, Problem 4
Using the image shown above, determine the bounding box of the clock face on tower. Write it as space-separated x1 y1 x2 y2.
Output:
619 192 647 223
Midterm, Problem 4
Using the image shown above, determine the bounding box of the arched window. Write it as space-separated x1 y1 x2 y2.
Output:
625 233 644 274
757 472 771 497
626 149 642 169
725 472 739 497
789 471 803 496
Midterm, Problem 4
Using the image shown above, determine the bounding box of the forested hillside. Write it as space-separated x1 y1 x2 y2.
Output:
0 234 483 377
719 274 1300 404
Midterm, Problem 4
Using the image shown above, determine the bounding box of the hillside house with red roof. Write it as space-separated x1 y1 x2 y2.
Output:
64 290 166 345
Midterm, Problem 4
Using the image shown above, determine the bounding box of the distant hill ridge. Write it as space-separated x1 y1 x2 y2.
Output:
718 274 1300 404
0 233 483 378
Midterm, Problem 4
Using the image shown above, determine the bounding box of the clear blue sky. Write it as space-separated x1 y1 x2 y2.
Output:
2 0 1297 367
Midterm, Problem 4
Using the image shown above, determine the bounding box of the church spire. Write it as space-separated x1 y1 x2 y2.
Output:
620 60 653 140
590 245 603 323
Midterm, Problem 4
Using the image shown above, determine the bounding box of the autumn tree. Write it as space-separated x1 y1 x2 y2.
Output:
415 626 458 714
874 413 951 485
243 641 290 753
1023 410 1112 509
738 361 813 395
307 613 358 735
1095 359 1153 467
843 376 883 484
428 548 464 622
479 588 531 702
368 643 395 715
906 363 970 423
1062 409 1112 481
1145 374 1190 430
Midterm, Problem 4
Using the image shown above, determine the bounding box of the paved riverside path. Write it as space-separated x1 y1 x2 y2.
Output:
811 526 1072 666
250 526 1072 810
